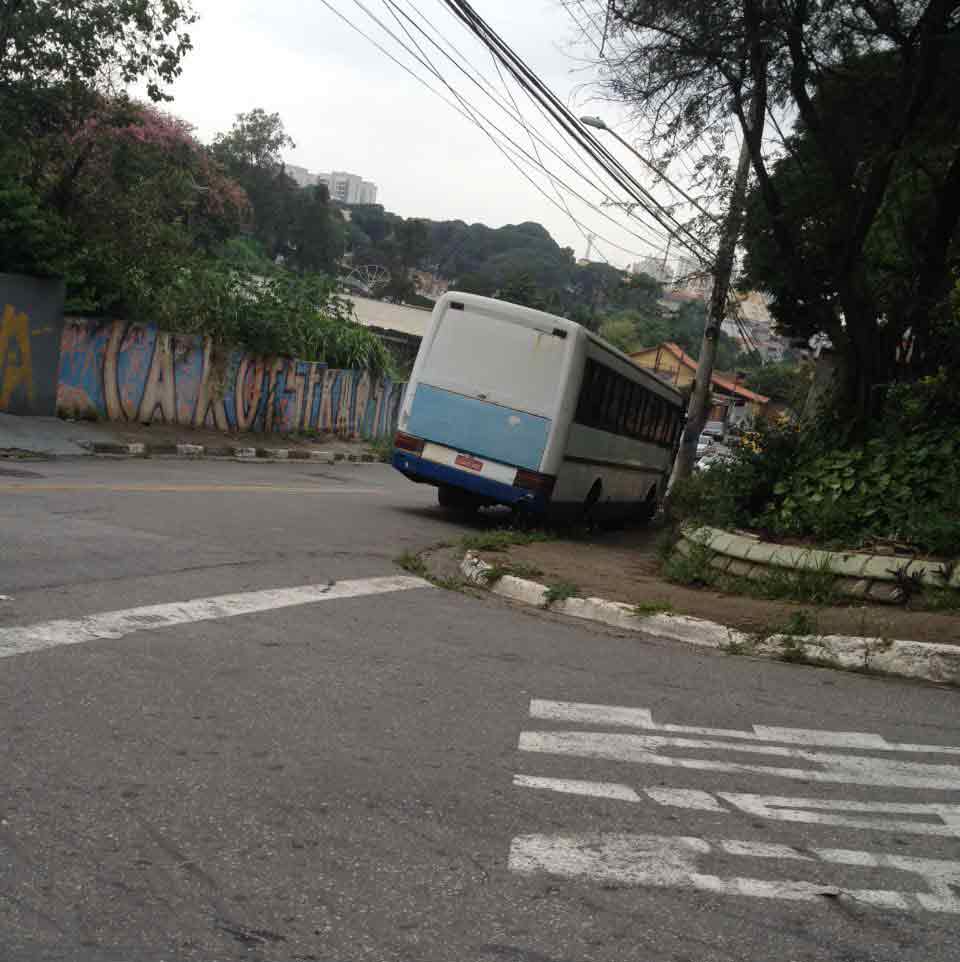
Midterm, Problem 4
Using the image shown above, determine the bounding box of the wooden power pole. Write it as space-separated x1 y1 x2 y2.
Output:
669 135 752 487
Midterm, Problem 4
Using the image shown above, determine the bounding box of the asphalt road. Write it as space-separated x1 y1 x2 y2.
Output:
1 457 959 962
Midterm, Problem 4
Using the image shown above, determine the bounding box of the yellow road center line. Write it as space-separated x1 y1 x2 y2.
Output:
0 483 386 494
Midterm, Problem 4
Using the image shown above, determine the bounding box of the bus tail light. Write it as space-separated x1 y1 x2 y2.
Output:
394 432 425 455
514 468 556 496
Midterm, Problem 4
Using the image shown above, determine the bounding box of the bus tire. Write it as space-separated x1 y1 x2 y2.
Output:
582 480 603 527
635 487 658 525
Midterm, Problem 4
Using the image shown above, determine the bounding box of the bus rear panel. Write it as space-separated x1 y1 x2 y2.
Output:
392 293 574 512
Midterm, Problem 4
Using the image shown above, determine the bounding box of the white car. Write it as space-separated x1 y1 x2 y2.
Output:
695 435 713 460
696 448 734 472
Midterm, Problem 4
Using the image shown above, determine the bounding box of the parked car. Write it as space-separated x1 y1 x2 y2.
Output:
695 435 714 461
696 448 734 472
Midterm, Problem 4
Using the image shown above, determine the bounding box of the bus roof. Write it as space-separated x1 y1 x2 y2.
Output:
438 291 685 405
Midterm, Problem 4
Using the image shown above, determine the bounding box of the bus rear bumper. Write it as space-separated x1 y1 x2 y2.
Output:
392 451 549 512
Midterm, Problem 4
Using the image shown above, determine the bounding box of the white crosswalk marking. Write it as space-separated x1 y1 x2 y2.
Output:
0 576 431 658
530 699 960 755
508 834 960 914
511 699 960 914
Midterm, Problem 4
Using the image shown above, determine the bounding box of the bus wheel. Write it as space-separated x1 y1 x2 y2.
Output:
634 488 658 525
581 480 603 529
437 485 479 514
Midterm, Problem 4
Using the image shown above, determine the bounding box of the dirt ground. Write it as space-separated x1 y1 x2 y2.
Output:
66 418 375 455
476 525 960 646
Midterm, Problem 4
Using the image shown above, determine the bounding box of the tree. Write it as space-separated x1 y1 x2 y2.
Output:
499 272 543 308
606 0 960 432
0 0 195 142
212 109 299 260
286 184 345 275
742 361 813 414
741 47 960 387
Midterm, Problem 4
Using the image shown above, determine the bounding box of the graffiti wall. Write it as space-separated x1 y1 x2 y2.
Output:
0 273 66 416
56 318 404 437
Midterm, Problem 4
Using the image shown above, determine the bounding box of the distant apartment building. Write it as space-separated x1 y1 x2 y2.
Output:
631 255 672 285
284 164 379 204
722 290 790 361
286 164 318 188
316 171 378 205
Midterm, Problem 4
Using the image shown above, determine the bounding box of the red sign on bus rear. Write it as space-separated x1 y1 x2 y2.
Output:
455 453 484 472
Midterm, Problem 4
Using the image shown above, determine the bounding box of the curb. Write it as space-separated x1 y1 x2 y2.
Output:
686 524 960 591
459 552 960 686
76 441 381 463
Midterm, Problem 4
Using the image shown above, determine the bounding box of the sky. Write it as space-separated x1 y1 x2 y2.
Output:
164 0 694 269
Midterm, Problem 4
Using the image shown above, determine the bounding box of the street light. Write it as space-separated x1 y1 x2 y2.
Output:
580 115 720 225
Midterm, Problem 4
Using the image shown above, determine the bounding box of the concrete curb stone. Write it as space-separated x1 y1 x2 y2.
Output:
26 438 385 464
688 524 960 589
459 552 960 686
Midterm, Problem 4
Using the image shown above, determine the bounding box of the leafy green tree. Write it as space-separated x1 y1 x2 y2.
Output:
607 0 960 431
499 272 543 308
286 184 345 275
211 109 299 261
742 361 812 413
0 0 195 115
741 48 960 397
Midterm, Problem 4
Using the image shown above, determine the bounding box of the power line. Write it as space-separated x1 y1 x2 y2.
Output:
325 0 672 260
382 0 677 252
439 0 715 265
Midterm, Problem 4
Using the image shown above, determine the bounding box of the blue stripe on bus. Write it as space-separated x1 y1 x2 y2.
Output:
392 451 549 513
405 383 550 471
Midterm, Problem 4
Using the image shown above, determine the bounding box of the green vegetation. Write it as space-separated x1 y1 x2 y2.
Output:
481 561 544 585
395 550 429 579
671 375 960 559
608 4 960 436
633 600 674 617
460 528 556 553
0 14 389 373
542 581 580 606
365 435 395 463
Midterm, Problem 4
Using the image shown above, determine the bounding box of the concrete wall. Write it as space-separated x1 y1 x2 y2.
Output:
0 273 65 416
56 318 404 438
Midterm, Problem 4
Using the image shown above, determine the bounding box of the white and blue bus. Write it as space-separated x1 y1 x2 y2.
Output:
392 292 685 521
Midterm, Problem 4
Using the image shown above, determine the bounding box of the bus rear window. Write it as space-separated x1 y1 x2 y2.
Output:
420 307 568 415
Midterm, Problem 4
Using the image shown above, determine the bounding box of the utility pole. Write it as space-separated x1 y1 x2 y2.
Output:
669 134 752 488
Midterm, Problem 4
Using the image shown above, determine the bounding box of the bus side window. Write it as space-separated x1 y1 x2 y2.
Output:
616 379 632 435
632 388 648 440
651 398 664 444
576 360 597 426
602 371 620 432
623 383 637 437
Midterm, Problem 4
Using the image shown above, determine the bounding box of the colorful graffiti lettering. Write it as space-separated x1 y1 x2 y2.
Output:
0 303 34 408
56 318 405 438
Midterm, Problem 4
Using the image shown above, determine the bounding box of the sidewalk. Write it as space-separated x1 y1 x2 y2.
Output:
469 526 960 647
0 413 377 460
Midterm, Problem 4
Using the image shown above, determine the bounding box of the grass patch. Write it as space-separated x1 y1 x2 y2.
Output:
542 580 580 606
461 527 555 553
778 609 819 637
912 585 960 612
661 536 842 607
482 561 544 584
660 535 717 587
633 599 674 617
396 550 429 578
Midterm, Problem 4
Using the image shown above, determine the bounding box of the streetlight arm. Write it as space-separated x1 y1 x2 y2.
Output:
579 115 719 225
